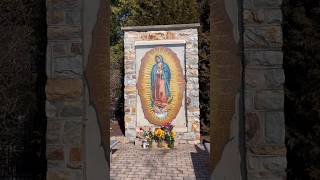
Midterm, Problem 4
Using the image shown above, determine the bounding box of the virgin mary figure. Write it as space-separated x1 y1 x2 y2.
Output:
150 55 171 118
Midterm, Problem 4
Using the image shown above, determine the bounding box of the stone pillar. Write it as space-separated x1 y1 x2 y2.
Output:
243 0 287 179
46 0 85 179
210 0 286 179
210 0 243 178
83 0 110 179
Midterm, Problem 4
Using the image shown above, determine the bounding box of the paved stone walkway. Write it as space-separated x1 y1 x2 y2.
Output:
110 142 211 180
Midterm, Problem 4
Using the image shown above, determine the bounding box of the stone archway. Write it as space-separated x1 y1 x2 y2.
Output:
45 0 286 179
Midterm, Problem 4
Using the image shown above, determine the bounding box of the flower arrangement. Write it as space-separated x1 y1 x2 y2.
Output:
154 127 165 147
153 122 176 148
140 127 154 148
162 122 176 148
140 122 177 149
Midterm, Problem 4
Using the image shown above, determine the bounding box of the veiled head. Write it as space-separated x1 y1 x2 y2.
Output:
155 55 164 64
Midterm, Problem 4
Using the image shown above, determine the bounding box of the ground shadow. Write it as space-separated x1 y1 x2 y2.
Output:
111 149 118 154
112 74 125 136
116 104 125 135
190 144 211 180
110 96 125 136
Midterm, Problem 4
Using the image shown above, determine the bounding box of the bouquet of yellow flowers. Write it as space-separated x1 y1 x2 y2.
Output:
154 128 165 143
160 122 176 149
139 123 176 149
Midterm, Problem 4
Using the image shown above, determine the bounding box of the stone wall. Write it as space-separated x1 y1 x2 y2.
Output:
123 24 201 144
46 0 85 179
210 0 286 179
244 0 286 179
46 0 110 179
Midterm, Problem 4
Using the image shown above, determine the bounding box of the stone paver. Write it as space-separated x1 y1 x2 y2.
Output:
110 142 210 180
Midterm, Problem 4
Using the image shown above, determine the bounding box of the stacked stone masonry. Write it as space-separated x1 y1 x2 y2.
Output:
243 0 286 179
46 0 84 179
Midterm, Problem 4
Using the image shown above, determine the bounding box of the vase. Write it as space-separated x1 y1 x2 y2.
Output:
157 141 163 148
162 142 168 149
142 141 148 149
147 140 153 149
168 143 174 149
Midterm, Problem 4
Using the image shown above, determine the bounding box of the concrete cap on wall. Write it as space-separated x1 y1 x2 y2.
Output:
121 23 200 31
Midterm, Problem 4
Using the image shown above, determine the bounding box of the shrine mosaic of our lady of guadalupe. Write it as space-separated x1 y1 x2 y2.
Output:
137 46 185 126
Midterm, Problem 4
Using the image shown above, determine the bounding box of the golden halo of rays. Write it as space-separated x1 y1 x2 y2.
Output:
137 46 185 126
